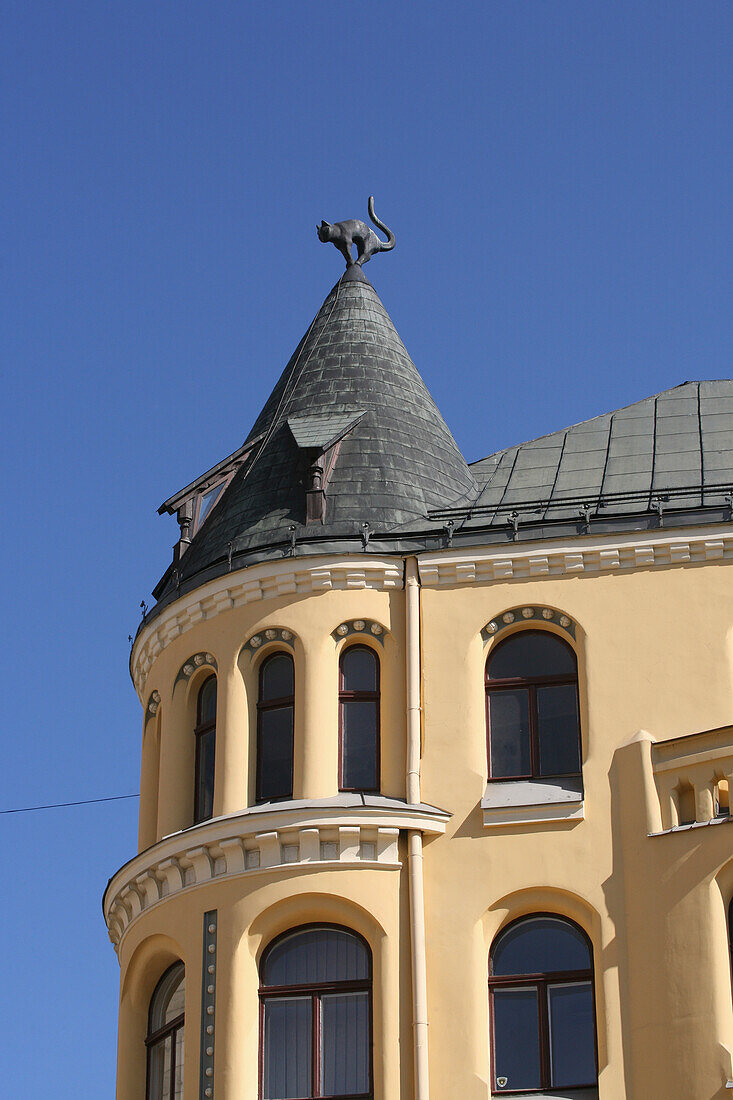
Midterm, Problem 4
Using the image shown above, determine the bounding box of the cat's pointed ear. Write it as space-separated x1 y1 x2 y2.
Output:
320 220 329 227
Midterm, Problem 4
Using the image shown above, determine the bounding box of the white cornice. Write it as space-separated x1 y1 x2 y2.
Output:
103 800 449 952
417 525 733 588
132 555 403 697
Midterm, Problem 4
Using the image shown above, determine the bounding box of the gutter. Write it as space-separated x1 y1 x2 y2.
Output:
405 556 430 1100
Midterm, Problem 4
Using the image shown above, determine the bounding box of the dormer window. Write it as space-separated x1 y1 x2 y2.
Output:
157 438 260 564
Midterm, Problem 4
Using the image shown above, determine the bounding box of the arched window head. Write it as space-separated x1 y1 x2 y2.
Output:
259 926 372 1099
146 961 185 1100
489 915 596 1094
486 631 580 781
257 653 295 803
339 646 380 793
194 676 216 824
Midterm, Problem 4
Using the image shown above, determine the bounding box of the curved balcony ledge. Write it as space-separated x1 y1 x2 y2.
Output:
103 795 450 952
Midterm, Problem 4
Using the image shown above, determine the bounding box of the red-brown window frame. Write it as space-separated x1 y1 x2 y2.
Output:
338 644 381 794
145 962 185 1100
193 675 216 824
485 631 581 782
256 651 295 804
488 914 598 1095
258 924 374 1100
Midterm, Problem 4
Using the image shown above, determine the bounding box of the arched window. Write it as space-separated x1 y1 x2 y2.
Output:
259 926 372 1099
486 631 581 781
257 653 295 802
489 915 596 1094
146 962 185 1100
339 646 380 793
194 676 216 824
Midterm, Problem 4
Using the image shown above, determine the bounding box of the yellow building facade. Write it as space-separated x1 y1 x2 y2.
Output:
105 251 733 1100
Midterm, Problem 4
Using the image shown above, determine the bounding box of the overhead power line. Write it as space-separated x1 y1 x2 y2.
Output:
0 793 139 816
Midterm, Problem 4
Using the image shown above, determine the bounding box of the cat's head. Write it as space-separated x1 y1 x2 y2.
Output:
316 220 333 242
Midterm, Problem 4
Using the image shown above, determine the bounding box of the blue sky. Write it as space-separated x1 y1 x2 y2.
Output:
3 2 733 1092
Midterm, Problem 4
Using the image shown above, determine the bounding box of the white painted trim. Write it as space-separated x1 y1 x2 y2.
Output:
482 800 584 827
104 801 448 951
131 554 403 696
481 778 584 827
417 525 733 588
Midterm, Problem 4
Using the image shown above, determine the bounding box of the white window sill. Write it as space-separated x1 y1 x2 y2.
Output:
482 776 584 827
495 1089 598 1100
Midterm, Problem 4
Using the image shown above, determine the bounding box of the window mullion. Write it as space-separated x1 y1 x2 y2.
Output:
529 685 538 777
538 977 551 1089
314 992 321 1098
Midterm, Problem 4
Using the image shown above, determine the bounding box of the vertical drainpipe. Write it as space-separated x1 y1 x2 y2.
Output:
405 556 429 1100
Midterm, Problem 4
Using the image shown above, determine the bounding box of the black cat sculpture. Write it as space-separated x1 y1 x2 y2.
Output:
317 196 395 268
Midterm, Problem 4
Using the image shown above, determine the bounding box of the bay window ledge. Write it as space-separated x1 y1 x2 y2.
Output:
103 795 450 952
482 776 584 827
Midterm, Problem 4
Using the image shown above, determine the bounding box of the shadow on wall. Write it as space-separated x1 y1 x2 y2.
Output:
604 736 733 1099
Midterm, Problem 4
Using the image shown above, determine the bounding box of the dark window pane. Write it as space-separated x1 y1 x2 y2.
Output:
195 727 216 823
150 964 186 1031
262 997 311 1099
198 677 217 725
537 685 581 776
492 917 591 977
489 690 530 778
173 1027 184 1098
341 700 378 790
321 992 370 1095
341 647 377 692
492 987 541 1091
488 632 576 680
264 928 369 987
261 654 294 702
147 1034 171 1100
259 706 293 801
199 483 224 524
548 982 596 1087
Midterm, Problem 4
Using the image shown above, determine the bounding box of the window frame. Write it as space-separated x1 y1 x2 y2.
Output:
145 962 185 1100
488 914 598 1095
256 651 295 804
258 923 374 1100
485 630 581 782
193 675 217 824
338 644 381 795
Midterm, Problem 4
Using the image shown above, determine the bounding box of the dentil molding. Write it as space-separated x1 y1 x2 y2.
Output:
104 798 448 952
131 555 403 696
418 526 733 587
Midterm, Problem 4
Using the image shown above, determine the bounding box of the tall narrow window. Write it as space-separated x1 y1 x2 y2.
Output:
146 962 185 1100
257 653 295 802
194 676 216 824
339 646 380 793
486 631 581 781
489 915 597 1094
259 926 372 1099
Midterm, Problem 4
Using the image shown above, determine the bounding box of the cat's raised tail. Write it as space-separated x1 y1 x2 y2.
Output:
368 196 396 253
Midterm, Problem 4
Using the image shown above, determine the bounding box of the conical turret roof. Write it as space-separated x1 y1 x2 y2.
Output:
157 266 475 600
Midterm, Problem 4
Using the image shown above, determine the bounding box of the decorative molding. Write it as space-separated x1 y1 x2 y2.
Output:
482 606 575 643
651 724 733 832
418 526 733 589
243 627 296 656
145 689 161 723
331 618 387 645
200 910 217 1099
132 555 403 697
104 799 448 951
174 652 217 689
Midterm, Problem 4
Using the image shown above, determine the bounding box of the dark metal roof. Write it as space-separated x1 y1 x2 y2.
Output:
153 266 476 604
439 380 733 532
147 255 733 623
